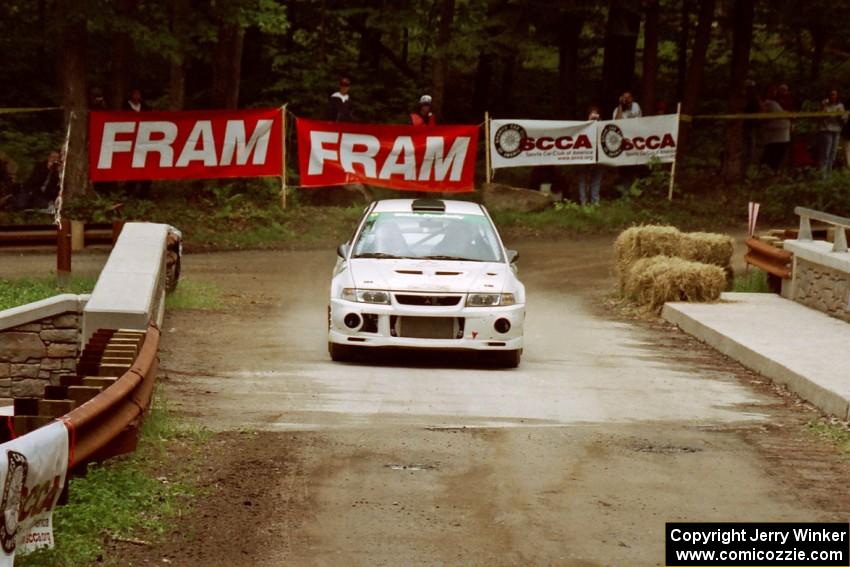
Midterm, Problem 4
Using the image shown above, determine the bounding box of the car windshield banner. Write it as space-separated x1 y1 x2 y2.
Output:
489 119 597 169
89 109 283 182
596 113 679 166
296 119 478 192
0 421 69 565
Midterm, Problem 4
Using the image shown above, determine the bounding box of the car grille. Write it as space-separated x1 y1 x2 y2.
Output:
396 317 460 339
394 294 462 306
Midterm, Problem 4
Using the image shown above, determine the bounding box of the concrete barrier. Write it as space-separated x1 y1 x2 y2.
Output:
82 223 169 344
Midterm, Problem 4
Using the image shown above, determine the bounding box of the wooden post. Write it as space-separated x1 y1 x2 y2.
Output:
57 220 72 283
280 105 287 209
484 111 492 184
667 102 682 201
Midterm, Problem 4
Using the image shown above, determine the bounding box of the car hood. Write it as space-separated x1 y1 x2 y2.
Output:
348 258 509 293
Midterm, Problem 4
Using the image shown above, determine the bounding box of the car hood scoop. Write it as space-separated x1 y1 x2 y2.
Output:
351 259 507 293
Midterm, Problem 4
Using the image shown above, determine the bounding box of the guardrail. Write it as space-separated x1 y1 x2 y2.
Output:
63 324 159 465
795 206 850 253
744 237 793 279
0 222 123 250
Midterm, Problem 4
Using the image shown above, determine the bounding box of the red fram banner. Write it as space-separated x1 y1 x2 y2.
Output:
296 118 478 192
89 109 283 182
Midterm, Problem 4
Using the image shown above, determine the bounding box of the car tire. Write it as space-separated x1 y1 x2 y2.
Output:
494 349 522 368
329 342 356 362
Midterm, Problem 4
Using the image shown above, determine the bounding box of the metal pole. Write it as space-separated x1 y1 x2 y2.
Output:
57 220 72 284
280 105 287 209
484 111 492 185
667 102 681 201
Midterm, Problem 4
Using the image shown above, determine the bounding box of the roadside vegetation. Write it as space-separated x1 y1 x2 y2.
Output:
18 395 209 567
731 270 770 293
807 419 850 455
3 168 847 252
165 279 225 310
0 276 96 311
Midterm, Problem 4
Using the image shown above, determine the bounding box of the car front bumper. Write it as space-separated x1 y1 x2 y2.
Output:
329 298 525 351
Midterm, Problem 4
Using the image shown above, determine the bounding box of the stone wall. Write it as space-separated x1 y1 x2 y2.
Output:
0 295 87 399
793 258 850 323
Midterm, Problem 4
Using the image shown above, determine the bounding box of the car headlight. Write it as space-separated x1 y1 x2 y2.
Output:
341 288 390 304
466 293 515 307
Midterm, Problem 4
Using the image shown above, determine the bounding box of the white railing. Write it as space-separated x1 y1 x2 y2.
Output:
795 207 850 253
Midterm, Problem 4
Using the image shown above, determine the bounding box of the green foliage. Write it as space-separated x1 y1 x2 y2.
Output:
807 419 850 454
732 270 770 293
0 276 96 311
165 279 224 310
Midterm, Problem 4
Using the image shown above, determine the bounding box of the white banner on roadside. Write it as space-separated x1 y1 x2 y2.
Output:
596 114 679 166
0 421 69 565
489 119 597 169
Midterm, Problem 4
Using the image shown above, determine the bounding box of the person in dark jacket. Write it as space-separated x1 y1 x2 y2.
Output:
15 150 61 211
328 75 354 122
410 95 437 126
124 88 149 112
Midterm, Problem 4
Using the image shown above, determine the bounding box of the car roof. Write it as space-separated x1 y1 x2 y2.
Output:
371 199 485 216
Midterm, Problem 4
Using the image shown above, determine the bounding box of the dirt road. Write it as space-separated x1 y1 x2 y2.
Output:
5 239 849 566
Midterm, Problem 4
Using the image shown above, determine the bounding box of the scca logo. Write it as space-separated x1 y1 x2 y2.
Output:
494 123 593 159
601 124 676 158
519 135 593 152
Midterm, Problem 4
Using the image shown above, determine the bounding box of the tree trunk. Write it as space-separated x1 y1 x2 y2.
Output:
721 0 754 181
676 0 691 101
472 52 492 117
211 22 245 108
558 8 584 118
108 0 137 110
678 0 715 154
641 0 659 115
431 0 456 118
56 0 88 198
600 0 642 111
168 0 190 109
498 54 517 116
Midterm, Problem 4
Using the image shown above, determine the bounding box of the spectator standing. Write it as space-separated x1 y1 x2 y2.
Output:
613 91 642 119
816 89 847 178
15 151 61 211
410 95 436 126
124 88 151 198
89 87 108 110
328 75 354 122
578 106 603 206
124 88 149 112
760 85 790 170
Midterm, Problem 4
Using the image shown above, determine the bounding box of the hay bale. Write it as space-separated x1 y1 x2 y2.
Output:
624 256 726 312
614 225 683 288
678 232 734 268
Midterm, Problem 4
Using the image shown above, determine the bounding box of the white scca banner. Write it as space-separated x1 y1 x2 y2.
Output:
490 119 597 169
597 114 679 166
0 421 68 565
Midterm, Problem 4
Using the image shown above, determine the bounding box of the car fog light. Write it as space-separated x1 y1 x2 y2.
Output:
344 313 362 329
494 318 511 334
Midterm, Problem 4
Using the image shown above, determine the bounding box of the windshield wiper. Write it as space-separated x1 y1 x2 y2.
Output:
419 255 483 262
353 252 405 259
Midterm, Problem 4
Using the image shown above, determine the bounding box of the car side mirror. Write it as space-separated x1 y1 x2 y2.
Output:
506 249 519 264
337 243 350 258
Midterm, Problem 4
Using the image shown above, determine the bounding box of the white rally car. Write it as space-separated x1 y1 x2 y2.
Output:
328 198 525 367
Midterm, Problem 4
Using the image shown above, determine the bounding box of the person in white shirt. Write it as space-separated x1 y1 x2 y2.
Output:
816 89 847 178
613 91 642 119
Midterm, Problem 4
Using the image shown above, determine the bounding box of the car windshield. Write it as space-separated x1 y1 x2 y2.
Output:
352 211 504 262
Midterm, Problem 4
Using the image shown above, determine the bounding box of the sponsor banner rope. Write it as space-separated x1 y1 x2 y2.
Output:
0 107 62 115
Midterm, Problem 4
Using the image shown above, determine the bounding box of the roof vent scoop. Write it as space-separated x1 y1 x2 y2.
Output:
411 199 445 212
